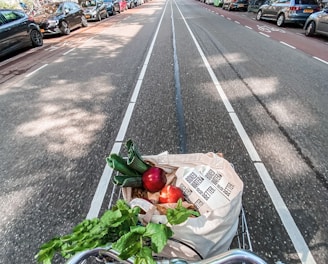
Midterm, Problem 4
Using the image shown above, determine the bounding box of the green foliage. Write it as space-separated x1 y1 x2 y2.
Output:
35 199 140 264
0 0 21 9
35 198 200 264
166 199 200 225
112 222 173 263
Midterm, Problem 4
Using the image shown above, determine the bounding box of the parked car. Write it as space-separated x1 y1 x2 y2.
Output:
214 0 224 7
0 9 43 59
304 4 328 37
222 0 249 11
34 1 88 35
134 0 144 6
127 0 135 8
116 0 128 12
80 0 109 21
247 0 266 12
103 0 120 15
256 0 320 27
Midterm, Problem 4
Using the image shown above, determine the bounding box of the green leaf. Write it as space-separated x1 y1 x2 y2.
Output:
135 247 156 264
112 232 142 259
100 209 122 226
144 223 173 253
166 199 200 225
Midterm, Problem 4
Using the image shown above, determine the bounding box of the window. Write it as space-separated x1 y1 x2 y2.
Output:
1 10 24 23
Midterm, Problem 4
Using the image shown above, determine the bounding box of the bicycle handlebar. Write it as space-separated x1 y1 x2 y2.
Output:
66 248 267 264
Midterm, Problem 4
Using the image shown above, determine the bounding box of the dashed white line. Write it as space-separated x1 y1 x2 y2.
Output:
313 56 328 65
234 20 240 24
25 64 48 77
63 48 76 55
245 25 253 30
259 32 270 37
280 41 296 49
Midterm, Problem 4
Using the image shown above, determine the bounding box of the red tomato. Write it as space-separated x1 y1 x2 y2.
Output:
159 185 184 203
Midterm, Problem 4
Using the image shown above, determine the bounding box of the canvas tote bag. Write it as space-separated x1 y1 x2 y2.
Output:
122 152 244 260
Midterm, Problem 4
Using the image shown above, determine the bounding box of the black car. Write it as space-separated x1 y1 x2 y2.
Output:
103 0 120 15
0 9 43 59
34 1 88 36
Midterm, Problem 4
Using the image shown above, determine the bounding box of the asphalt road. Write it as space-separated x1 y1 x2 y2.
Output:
0 1 327 264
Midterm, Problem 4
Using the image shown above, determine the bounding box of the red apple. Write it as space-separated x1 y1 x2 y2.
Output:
159 185 184 203
142 167 167 193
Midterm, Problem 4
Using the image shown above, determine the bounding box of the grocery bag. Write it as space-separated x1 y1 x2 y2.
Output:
122 152 243 260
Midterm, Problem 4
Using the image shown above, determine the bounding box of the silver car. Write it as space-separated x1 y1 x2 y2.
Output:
256 0 321 27
304 5 328 37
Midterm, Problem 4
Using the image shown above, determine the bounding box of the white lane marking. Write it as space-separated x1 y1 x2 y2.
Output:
230 113 261 162
63 48 76 55
116 102 135 142
259 32 270 37
234 21 240 24
87 0 169 219
254 163 317 264
25 64 48 77
280 41 296 49
245 25 253 30
86 142 121 219
175 1 317 264
313 56 328 65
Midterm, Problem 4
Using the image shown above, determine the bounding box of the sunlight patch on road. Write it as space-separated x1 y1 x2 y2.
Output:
224 52 248 64
15 76 109 159
268 100 316 126
0 187 34 232
253 132 310 176
16 109 105 158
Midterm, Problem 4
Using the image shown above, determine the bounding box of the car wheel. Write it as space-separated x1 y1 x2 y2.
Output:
60 21 70 35
30 29 43 47
305 21 315 36
277 13 285 27
81 15 88 27
256 10 262 20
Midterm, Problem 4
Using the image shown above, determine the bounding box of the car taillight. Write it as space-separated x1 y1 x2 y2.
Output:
289 6 301 11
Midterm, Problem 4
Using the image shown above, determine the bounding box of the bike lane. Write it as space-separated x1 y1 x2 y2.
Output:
199 3 328 64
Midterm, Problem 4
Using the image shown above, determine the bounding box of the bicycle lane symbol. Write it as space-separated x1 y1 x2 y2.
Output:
257 24 286 33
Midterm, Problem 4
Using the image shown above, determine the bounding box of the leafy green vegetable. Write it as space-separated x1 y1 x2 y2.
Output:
35 198 200 264
112 222 173 262
166 199 200 225
35 200 140 264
